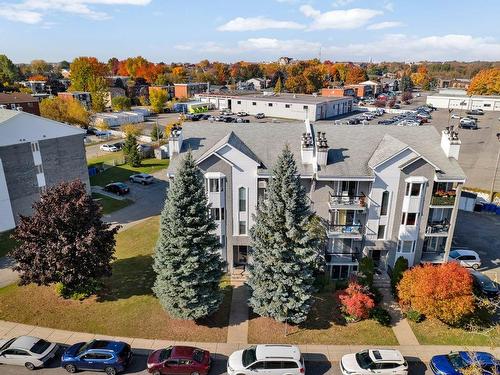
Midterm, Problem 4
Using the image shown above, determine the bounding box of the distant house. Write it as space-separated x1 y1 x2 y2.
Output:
359 80 382 95
58 91 92 109
245 78 269 91
61 69 71 79
0 108 89 231
380 78 400 92
437 78 471 90
0 93 40 115
322 84 373 99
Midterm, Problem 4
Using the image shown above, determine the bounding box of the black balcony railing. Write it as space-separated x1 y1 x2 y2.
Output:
329 193 367 207
328 223 364 235
425 219 450 234
325 252 360 263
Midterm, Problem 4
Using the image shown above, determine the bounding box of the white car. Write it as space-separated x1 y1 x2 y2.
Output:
100 144 119 152
227 345 305 375
129 173 154 185
451 114 460 119
341 349 408 375
0 336 59 370
448 249 481 269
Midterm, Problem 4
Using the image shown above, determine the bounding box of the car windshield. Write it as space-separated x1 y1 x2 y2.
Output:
447 353 467 369
449 250 460 259
192 349 204 363
116 183 127 188
242 346 257 367
0 338 16 351
30 339 51 354
356 351 374 370
159 347 172 362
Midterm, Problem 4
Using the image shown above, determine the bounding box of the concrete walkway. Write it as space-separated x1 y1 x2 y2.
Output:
0 257 18 288
0 320 497 362
226 283 249 344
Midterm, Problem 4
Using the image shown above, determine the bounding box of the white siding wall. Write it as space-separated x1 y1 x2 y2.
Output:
0 159 15 231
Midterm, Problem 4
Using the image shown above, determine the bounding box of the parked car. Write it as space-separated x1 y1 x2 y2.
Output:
236 117 250 123
448 249 481 269
147 346 211 375
129 173 154 185
95 130 112 137
470 270 499 298
237 111 248 117
459 118 478 129
0 336 59 370
255 113 265 119
451 114 460 119
430 351 498 375
61 340 132 375
100 144 119 152
341 349 408 375
227 345 304 375
104 182 129 196
112 142 124 150
466 109 484 115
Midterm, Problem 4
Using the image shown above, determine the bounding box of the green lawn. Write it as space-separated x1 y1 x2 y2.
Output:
409 318 500 347
248 292 398 345
92 193 133 215
0 230 18 258
88 153 169 187
0 216 232 342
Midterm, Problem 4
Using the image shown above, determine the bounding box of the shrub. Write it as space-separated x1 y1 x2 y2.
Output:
111 95 131 111
338 281 375 321
55 280 102 300
398 263 475 325
358 257 375 287
371 307 392 326
391 256 408 297
405 309 424 323
369 286 383 304
314 273 333 292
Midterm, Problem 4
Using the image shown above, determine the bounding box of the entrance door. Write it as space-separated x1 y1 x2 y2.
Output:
234 245 248 266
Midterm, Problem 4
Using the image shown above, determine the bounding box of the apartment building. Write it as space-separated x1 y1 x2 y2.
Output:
0 93 40 116
166 120 465 279
0 109 89 231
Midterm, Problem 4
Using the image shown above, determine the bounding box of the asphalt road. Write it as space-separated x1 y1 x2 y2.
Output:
0 356 431 375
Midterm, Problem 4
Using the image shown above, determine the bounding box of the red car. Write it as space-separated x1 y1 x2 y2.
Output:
147 346 211 375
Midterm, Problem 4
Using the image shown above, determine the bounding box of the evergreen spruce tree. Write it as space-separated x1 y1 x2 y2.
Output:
153 151 224 320
248 146 323 324
123 132 141 167
274 77 283 93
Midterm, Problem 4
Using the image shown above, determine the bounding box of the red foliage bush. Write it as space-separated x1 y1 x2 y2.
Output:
337 281 375 321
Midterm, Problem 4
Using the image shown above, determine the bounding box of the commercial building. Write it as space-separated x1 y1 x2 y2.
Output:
174 83 208 99
0 109 90 231
0 93 40 116
166 121 466 278
426 89 500 111
197 93 353 121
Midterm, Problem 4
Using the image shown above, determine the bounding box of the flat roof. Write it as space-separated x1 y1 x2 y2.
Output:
429 93 500 99
199 93 349 104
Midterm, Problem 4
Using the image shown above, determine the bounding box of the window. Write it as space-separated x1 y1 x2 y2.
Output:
484 103 491 107
265 361 282 369
303 105 308 110
210 208 220 220
377 225 386 240
209 179 220 192
239 221 247 235
406 212 417 225
411 183 421 196
268 103 273 107
28 102 33 107
405 183 410 196
285 104 291 108
380 191 389 216
250 362 265 370
252 102 256 105
220 208 225 220
282 361 299 369
237 100 241 104
399 240 414 253
238 187 246 212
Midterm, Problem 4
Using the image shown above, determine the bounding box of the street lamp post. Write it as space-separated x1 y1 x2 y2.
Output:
489 133 500 203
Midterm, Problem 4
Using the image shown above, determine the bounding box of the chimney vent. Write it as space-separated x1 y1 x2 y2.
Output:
440 127 461 159
316 131 329 166
168 125 183 156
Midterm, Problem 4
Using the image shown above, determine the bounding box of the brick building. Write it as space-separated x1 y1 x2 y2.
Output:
0 93 40 115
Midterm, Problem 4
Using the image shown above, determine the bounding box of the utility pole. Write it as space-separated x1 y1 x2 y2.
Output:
489 133 500 203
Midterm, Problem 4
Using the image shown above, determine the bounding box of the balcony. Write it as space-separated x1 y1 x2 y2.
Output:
430 190 456 206
325 252 360 265
328 223 364 238
425 219 450 237
329 193 367 211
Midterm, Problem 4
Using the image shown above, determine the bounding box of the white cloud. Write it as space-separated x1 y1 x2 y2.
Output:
217 16 305 31
239 38 321 53
332 0 355 8
367 21 403 30
300 5 383 30
323 34 500 61
0 0 151 24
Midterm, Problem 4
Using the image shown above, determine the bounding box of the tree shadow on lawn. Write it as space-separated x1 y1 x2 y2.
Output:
97 254 155 301
193 285 234 329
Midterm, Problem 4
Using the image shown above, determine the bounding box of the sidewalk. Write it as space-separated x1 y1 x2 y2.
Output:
0 320 498 362
226 283 249 344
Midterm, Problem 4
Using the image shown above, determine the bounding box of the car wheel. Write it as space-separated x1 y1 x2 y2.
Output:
104 367 117 375
129 178 134 183
472 263 480 270
25 362 35 370
142 181 146 185
191 372 200 375
152 371 161 375
65 364 77 373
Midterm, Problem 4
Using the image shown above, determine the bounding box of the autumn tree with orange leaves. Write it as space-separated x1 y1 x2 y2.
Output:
397 262 475 325
345 66 368 84
468 67 500 95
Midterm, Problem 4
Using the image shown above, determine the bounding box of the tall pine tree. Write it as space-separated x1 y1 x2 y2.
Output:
248 146 323 324
153 151 224 320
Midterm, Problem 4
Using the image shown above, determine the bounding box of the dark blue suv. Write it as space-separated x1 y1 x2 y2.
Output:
61 340 132 375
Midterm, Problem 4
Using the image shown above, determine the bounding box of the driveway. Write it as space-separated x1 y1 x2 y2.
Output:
453 210 500 279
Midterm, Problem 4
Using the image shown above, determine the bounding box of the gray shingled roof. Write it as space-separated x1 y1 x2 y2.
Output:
368 134 409 169
197 131 261 165
167 121 466 181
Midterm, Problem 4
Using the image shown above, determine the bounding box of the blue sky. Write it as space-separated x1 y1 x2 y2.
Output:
1 0 500 63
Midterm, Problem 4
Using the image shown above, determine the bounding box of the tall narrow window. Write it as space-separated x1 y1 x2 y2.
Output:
377 225 386 240
411 183 421 196
380 191 389 216
239 187 246 212
209 179 219 192
239 221 247 235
